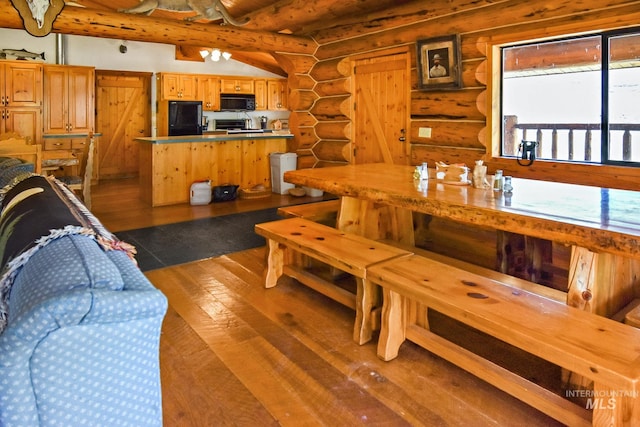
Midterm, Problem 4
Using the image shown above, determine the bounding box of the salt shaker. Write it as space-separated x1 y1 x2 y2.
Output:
503 176 513 194
420 162 429 181
493 169 503 191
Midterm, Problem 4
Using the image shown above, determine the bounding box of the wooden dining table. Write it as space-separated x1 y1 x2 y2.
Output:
284 163 640 318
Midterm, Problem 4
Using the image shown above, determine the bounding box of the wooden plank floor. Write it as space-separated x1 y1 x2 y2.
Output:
92 178 563 426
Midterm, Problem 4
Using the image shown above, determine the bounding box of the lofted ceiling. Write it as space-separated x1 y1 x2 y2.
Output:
60 0 413 75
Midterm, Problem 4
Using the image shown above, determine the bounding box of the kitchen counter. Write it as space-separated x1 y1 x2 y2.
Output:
137 131 292 144
138 132 291 206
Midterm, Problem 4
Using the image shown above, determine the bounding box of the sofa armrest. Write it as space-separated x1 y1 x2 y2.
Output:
0 281 167 427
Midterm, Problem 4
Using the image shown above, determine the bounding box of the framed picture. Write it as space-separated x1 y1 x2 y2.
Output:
416 34 462 90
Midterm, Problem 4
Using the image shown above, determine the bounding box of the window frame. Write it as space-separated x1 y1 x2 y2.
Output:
498 27 640 167
486 18 640 191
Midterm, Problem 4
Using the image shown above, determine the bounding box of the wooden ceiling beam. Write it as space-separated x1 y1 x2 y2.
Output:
0 3 316 55
238 0 401 35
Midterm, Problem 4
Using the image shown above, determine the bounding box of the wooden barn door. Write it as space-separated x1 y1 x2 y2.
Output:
95 71 151 179
352 51 410 165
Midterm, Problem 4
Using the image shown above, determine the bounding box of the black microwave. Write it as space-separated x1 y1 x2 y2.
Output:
220 93 256 111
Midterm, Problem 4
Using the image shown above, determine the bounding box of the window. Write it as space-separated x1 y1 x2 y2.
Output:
501 29 640 165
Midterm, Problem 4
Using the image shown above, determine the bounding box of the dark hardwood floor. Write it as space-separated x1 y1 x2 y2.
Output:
91 178 563 426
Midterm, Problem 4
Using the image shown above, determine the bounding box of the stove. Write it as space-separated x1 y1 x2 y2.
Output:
213 119 250 131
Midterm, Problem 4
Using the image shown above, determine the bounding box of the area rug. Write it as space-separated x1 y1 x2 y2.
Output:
115 207 280 271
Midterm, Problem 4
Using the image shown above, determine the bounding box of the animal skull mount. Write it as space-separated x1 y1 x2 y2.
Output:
119 0 249 26
10 0 65 37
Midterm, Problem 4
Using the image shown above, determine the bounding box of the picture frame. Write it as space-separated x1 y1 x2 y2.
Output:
416 34 462 90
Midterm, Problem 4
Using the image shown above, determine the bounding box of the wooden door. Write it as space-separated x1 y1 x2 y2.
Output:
96 71 151 179
352 52 410 165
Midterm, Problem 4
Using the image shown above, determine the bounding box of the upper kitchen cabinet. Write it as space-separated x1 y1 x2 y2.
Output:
220 78 254 94
0 61 43 143
198 76 220 111
1 61 43 107
159 73 197 100
43 65 95 135
267 79 288 111
254 79 267 111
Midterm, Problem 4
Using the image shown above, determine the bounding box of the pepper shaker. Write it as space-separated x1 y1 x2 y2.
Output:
493 169 503 191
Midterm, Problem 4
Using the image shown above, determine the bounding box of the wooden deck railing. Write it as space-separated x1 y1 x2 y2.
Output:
503 115 640 162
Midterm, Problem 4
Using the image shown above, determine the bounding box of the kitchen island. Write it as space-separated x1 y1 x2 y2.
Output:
137 132 292 206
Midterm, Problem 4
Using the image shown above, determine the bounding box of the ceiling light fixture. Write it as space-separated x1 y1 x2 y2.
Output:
200 48 232 62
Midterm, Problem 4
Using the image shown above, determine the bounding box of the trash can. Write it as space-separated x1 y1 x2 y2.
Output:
269 152 297 194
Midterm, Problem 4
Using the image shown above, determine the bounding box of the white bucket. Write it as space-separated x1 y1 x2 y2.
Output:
190 180 212 205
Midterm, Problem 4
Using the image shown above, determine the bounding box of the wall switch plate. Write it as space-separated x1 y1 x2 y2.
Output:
419 127 432 138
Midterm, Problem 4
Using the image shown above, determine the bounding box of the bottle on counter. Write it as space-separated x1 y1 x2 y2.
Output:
493 169 503 191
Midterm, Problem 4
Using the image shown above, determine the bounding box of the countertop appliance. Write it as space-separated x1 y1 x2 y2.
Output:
220 93 256 111
168 100 203 136
213 118 268 134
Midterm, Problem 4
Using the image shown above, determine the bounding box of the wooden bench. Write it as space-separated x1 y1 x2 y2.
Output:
367 254 640 427
254 217 412 344
277 199 340 224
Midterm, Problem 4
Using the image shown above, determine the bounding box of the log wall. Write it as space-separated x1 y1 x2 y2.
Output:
279 0 640 189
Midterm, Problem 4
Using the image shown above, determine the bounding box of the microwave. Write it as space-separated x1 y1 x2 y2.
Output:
220 93 256 111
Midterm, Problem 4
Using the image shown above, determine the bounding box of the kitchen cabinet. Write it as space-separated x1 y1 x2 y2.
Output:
138 134 290 206
268 79 288 110
1 108 41 143
0 61 42 143
159 73 197 100
42 65 95 179
198 76 220 110
220 78 254 94
43 64 95 135
1 61 42 107
254 79 267 110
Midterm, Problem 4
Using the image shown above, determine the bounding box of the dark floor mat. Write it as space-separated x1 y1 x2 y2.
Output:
116 208 280 271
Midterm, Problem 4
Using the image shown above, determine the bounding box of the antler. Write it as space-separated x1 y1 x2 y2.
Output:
213 0 248 26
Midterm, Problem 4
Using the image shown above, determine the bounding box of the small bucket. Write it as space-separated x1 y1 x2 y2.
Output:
190 180 212 205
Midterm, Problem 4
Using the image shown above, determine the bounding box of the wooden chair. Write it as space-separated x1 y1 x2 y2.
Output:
58 134 95 209
0 134 42 174
0 132 23 141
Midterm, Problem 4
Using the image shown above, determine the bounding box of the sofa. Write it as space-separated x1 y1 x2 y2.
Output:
0 162 168 427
